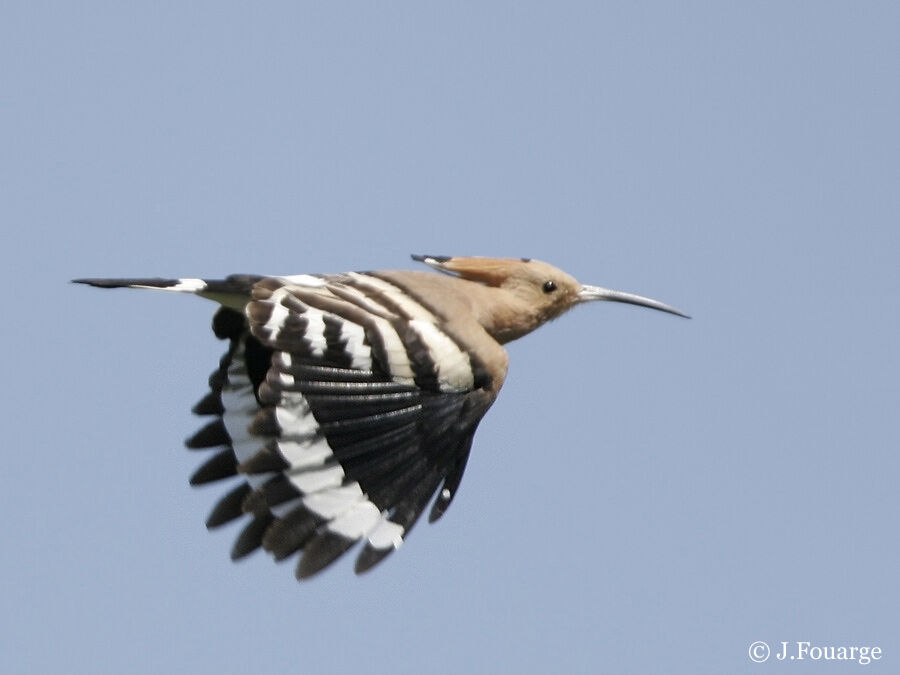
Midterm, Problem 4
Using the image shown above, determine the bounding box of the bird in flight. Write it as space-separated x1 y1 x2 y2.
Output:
75 255 688 579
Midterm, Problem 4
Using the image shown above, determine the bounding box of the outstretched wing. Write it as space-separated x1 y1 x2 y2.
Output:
188 272 502 578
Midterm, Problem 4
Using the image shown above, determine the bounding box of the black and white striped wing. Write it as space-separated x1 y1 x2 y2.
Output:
189 273 496 578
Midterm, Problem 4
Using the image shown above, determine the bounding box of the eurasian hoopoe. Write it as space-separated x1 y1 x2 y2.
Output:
75 255 688 579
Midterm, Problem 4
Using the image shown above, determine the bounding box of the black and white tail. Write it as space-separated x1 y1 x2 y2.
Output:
73 275 263 298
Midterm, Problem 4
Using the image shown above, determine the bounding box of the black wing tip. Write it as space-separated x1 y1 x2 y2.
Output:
295 533 356 580
230 514 274 560
192 391 224 416
354 544 396 574
205 483 252 528
429 485 452 522
428 500 448 523
185 419 230 450
189 449 238 486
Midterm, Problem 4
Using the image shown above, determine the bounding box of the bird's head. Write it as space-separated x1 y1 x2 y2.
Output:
412 254 688 343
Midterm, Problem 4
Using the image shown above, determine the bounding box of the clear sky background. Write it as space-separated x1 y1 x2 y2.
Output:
3 2 898 673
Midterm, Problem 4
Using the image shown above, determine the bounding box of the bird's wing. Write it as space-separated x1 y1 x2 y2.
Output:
188 272 502 578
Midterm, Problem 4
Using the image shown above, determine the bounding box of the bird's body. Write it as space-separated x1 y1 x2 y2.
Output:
76 255 687 579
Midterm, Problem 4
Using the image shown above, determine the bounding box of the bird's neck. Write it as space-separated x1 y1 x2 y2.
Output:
471 287 545 344
372 271 548 345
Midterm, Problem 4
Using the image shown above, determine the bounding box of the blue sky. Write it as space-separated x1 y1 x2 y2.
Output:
3 2 898 673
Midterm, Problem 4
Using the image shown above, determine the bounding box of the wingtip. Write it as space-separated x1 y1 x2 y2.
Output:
429 490 454 523
354 544 396 574
295 533 356 580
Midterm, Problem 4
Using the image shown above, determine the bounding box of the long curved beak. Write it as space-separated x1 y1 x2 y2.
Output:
577 285 690 318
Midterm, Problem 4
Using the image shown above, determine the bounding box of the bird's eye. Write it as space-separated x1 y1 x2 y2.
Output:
542 280 557 294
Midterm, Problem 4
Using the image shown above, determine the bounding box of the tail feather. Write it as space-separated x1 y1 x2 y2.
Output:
73 275 263 302
73 277 208 291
